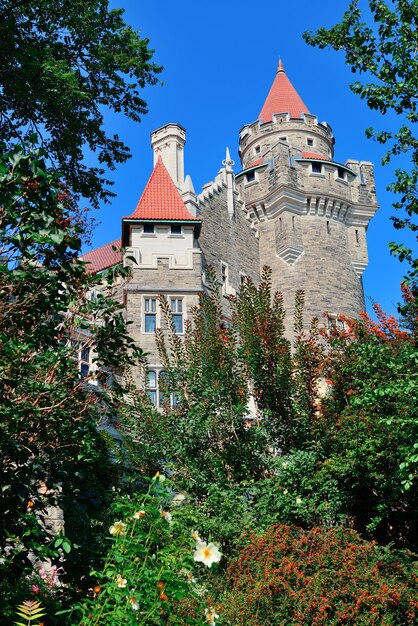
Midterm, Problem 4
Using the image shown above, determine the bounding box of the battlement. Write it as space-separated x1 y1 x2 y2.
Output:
239 114 335 169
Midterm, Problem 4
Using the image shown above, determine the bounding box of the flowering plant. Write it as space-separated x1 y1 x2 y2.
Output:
72 476 221 625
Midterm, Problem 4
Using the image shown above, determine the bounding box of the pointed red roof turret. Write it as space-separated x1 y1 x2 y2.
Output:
126 156 200 222
259 60 310 122
122 156 201 246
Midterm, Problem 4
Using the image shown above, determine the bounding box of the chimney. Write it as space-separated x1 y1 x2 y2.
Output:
150 123 186 189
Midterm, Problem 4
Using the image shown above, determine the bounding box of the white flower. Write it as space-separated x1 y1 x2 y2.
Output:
283 489 289 495
116 574 127 588
161 510 172 524
109 521 127 537
133 510 145 519
128 595 139 611
192 530 201 542
193 541 222 568
282 461 289 469
296 497 302 505
205 607 219 625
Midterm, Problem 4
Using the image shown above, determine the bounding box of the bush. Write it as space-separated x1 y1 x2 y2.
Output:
222 524 418 625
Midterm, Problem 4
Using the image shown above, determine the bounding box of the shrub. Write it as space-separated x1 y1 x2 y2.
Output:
222 524 418 625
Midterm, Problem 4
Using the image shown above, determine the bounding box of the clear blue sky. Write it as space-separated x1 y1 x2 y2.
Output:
86 0 415 318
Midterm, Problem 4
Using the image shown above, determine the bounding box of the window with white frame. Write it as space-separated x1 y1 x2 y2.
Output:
146 369 177 408
170 297 184 334
144 297 157 333
143 223 155 234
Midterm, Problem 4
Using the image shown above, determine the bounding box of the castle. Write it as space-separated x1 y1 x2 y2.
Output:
82 61 379 406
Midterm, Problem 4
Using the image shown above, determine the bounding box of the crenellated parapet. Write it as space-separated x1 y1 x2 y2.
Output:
239 114 335 170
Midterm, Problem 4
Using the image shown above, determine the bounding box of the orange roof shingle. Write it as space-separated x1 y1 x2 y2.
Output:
126 156 200 222
81 239 122 274
259 60 310 123
301 151 329 160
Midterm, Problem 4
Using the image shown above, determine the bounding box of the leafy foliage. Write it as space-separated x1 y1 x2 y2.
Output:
317 303 418 549
222 524 418 625
73 475 215 625
14 599 46 626
0 0 162 206
304 0 418 295
0 143 144 622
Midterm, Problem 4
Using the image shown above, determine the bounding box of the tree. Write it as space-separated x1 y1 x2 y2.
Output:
0 0 162 206
0 143 144 622
304 0 418 296
318 304 418 549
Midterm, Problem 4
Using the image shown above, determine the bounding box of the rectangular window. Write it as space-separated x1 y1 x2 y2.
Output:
337 167 346 180
307 137 314 146
311 162 322 174
146 370 157 406
221 262 229 294
255 145 261 154
143 223 155 234
170 224 182 235
245 170 255 183
144 297 157 333
170 298 184 333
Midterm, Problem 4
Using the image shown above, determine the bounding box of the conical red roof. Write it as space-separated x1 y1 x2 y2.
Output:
126 156 199 221
259 60 310 122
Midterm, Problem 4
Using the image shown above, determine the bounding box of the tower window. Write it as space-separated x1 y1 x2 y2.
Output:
255 145 261 154
143 223 155 234
311 162 322 174
337 167 347 180
280 136 287 142
246 170 255 183
307 137 314 146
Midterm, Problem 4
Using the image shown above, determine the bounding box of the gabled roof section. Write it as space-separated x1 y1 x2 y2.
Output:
125 156 200 222
81 239 122 274
259 60 310 122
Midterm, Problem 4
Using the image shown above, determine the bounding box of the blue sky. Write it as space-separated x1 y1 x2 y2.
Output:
86 0 415 317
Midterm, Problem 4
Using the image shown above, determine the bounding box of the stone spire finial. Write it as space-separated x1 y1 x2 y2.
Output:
222 147 235 172
277 58 284 73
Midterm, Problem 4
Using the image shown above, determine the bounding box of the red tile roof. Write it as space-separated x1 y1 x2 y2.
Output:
126 156 200 221
247 158 265 168
259 60 310 122
301 151 329 161
81 239 122 274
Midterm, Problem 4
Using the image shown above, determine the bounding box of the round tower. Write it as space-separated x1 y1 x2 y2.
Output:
236 61 379 331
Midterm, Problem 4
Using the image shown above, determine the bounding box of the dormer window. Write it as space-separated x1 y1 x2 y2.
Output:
170 224 182 235
143 223 155 234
